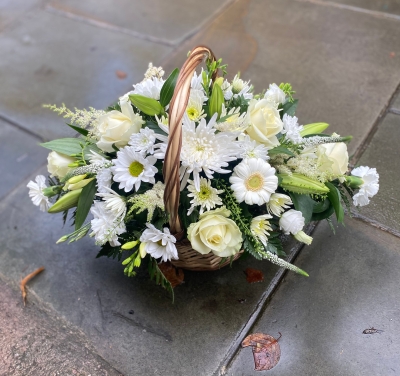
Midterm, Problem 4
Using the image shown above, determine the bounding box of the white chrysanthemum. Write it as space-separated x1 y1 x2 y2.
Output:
229 158 278 205
90 201 126 247
27 175 51 212
139 224 178 262
96 167 112 194
97 188 126 219
231 74 253 100
251 214 273 246
180 114 240 191
267 193 293 217
129 127 157 154
112 147 157 192
351 166 379 207
186 91 206 122
238 134 270 161
215 106 249 133
281 114 304 143
187 178 223 215
88 151 107 164
191 70 208 103
279 209 312 245
264 83 286 105
132 77 164 100
221 79 233 100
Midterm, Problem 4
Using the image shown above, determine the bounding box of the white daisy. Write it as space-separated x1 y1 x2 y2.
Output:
112 147 157 192
96 167 113 194
267 193 293 217
97 187 127 219
238 134 270 161
139 223 178 262
231 74 253 100
186 91 206 122
90 201 126 247
251 214 273 246
264 83 286 105
351 166 379 207
187 178 223 215
215 106 249 133
129 127 157 154
132 77 164 100
180 113 240 191
281 114 304 143
229 158 278 205
27 175 52 212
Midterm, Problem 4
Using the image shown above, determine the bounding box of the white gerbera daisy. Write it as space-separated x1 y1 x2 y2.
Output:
90 201 126 246
231 74 253 100
96 167 112 194
251 214 273 246
238 134 270 161
139 223 178 262
129 127 157 154
281 114 304 143
27 175 51 212
229 158 278 205
351 166 379 207
180 114 240 191
97 187 126 219
112 147 157 192
267 193 293 217
187 178 223 215
186 91 206 122
215 106 249 133
132 77 164 100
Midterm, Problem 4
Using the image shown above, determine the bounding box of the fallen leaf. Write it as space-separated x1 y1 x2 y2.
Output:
20 267 45 306
390 52 396 58
158 262 184 288
116 70 127 79
242 332 282 371
363 327 384 334
245 268 264 283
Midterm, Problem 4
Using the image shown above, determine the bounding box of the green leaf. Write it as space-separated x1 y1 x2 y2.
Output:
159 68 179 107
268 145 295 157
83 144 106 160
281 99 298 117
312 198 331 213
75 179 97 230
129 94 163 116
40 138 83 156
208 83 223 119
311 202 335 221
67 124 89 136
144 120 168 136
289 193 315 224
326 182 345 224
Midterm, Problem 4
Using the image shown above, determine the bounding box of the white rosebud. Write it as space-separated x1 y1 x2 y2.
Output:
47 151 75 179
280 209 313 245
264 83 286 105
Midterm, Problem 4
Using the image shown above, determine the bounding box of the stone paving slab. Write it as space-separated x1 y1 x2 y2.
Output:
319 0 400 16
0 0 43 31
0 279 122 376
46 0 233 45
0 119 48 201
392 91 400 110
354 112 400 233
226 218 400 376
0 9 171 140
163 0 400 155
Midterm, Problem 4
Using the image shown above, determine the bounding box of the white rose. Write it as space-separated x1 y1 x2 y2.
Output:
279 209 305 235
96 102 144 152
317 142 348 176
246 98 283 147
47 151 75 179
264 83 286 105
187 207 242 258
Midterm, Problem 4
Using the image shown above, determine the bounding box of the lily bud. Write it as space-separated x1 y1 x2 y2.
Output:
56 235 68 244
345 175 364 189
209 82 223 119
300 122 329 136
67 174 87 184
121 240 139 250
294 230 313 245
214 77 224 86
64 177 94 191
48 188 82 213
129 94 163 116
278 173 329 195
42 185 62 198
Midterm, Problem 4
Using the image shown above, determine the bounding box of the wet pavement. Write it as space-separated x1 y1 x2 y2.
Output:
0 1 400 375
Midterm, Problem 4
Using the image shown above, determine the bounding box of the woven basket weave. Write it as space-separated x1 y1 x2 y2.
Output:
163 46 242 271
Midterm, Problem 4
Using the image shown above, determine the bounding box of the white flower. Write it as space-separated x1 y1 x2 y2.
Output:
267 193 293 217
96 102 144 152
251 214 273 246
186 91 206 122
143 62 165 80
88 151 107 164
139 224 178 262
129 127 157 154
96 167 112 194
180 114 240 191
191 70 208 103
316 142 349 177
112 147 157 192
221 79 233 100
187 178 223 215
47 151 74 179
282 114 304 143
90 201 126 246
215 106 249 133
229 158 278 205
27 175 51 212
97 188 126 219
238 134 270 161
231 74 253 100
264 83 286 105
279 209 312 245
351 166 379 207
132 77 164 100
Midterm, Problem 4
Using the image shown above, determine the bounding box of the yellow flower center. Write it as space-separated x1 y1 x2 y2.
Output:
129 161 144 177
245 173 264 191
187 107 200 121
198 185 211 200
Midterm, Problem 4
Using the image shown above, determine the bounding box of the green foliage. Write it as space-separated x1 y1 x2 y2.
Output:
281 99 298 117
75 179 97 230
67 123 89 136
40 138 83 156
56 223 90 244
326 182 345 224
96 243 122 260
268 145 295 157
129 94 164 116
178 191 199 231
208 83 224 119
159 68 179 107
122 247 142 277
144 120 168 136
230 95 249 115
289 193 315 224
279 83 295 103
148 257 175 302
311 198 335 221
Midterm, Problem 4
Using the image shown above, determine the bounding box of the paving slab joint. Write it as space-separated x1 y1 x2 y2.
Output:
351 211 400 239
0 113 44 142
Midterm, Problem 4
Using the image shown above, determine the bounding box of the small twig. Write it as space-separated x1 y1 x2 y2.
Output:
20 267 45 306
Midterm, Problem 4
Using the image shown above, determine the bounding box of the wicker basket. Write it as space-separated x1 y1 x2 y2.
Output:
163 46 242 271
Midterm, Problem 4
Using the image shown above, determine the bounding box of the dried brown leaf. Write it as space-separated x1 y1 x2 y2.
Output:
158 262 184 288
20 267 45 306
116 70 127 79
245 268 264 283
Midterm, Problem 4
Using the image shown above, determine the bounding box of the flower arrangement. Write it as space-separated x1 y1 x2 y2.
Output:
28 46 379 296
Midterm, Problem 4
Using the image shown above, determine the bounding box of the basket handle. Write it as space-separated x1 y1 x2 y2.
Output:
163 46 217 236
